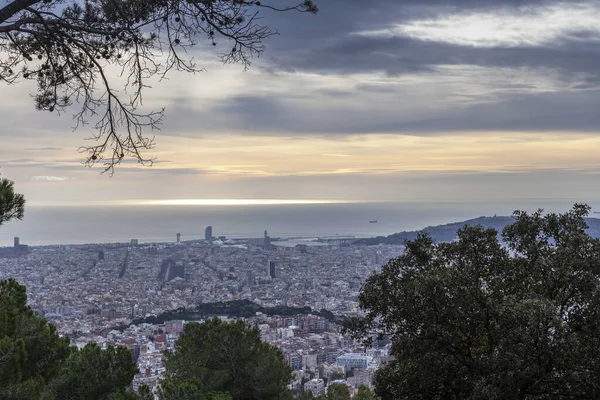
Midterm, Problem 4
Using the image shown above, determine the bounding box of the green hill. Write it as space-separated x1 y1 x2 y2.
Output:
355 216 600 245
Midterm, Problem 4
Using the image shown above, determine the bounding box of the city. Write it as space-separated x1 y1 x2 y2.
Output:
0 228 403 396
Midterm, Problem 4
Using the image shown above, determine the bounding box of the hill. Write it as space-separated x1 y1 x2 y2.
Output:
354 216 600 245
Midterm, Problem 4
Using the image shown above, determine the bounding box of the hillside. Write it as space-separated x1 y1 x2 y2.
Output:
354 216 600 245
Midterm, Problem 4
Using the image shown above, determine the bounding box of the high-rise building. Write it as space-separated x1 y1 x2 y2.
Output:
267 260 276 279
205 226 213 241
264 230 271 250
130 239 138 246
98 250 105 260
176 233 181 243
13 237 19 248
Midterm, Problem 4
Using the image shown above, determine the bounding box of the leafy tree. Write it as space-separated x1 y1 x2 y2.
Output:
0 176 25 226
163 317 292 400
353 385 376 400
50 342 139 400
0 278 71 399
323 383 349 400
296 390 315 400
0 278 140 399
349 204 600 399
157 377 232 400
327 371 345 382
0 0 317 172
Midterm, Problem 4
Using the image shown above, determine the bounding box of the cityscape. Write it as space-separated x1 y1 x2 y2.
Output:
0 227 402 396
3 0 600 398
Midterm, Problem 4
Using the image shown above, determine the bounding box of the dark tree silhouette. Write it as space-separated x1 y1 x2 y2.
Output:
0 0 318 173
349 204 600 399
0 175 25 226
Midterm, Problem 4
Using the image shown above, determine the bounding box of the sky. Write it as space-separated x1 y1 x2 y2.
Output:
2 0 600 206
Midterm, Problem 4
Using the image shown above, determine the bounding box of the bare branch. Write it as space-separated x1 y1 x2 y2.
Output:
0 0 317 174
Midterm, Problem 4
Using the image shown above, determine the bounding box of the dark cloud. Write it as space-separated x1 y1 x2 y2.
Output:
259 0 600 80
160 86 600 136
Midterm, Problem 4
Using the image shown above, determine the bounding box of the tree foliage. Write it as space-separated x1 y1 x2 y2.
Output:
157 377 232 400
0 0 317 172
49 342 139 400
0 278 140 399
322 383 349 400
0 176 25 226
353 385 377 400
163 317 292 400
350 204 600 399
0 279 71 398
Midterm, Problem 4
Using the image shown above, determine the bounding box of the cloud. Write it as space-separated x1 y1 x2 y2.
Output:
357 2 600 48
31 176 75 181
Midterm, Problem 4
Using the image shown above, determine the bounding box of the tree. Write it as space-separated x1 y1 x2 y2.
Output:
0 0 317 172
349 204 600 399
296 390 315 400
0 176 25 226
157 377 232 400
49 342 139 400
163 317 292 400
0 278 71 399
353 385 376 400
323 383 349 400
0 278 140 399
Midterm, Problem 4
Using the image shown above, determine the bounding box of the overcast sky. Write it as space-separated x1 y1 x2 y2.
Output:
2 0 600 206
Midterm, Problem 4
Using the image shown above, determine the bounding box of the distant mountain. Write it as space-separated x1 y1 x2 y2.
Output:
354 216 600 246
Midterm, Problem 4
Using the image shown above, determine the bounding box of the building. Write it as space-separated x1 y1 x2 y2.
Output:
264 230 271 250
304 379 325 397
166 262 185 281
130 239 139 246
267 260 276 279
205 226 213 241
176 233 181 243
347 369 373 388
335 354 372 371
164 320 185 334
13 237 19 248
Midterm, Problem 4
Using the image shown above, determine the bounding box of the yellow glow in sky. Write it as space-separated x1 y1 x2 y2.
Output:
123 199 358 206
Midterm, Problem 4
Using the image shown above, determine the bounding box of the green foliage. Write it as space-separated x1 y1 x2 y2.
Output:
123 300 337 330
0 279 138 399
157 377 232 400
50 343 139 400
351 204 600 399
353 385 377 400
296 390 315 400
0 177 25 226
163 318 292 400
323 383 350 400
0 279 71 398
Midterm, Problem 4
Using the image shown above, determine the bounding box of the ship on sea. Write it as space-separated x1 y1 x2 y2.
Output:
369 220 378 223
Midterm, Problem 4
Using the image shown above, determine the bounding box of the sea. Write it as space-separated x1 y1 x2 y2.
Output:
1 200 598 247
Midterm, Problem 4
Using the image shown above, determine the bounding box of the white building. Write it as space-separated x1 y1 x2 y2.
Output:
304 378 325 397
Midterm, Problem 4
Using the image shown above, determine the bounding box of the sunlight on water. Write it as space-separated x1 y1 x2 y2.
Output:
123 199 361 206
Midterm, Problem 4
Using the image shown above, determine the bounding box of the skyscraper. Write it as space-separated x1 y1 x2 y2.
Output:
264 230 271 250
176 233 181 243
13 237 19 248
205 226 213 241
267 260 276 279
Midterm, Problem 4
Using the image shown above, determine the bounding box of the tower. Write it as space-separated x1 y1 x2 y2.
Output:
267 260 276 279
205 226 213 241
